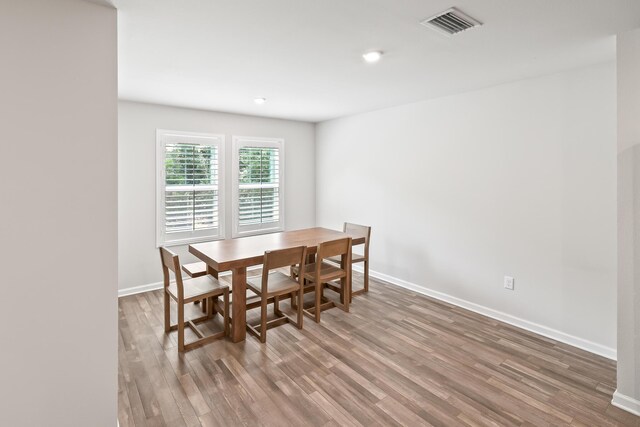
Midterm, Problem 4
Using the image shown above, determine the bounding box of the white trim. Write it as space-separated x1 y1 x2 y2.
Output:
612 390 640 416
156 129 226 247
118 266 263 298
118 281 164 298
160 234 224 248
231 136 285 238
352 265 617 360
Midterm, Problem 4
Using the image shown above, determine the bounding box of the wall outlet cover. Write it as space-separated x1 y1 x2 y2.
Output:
504 276 515 290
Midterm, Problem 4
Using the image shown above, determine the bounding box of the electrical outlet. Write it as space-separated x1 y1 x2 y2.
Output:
504 276 515 290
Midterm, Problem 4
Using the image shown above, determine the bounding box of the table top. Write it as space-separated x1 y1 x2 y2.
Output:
189 227 364 272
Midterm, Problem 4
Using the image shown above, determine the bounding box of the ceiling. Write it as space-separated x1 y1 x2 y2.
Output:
115 0 640 122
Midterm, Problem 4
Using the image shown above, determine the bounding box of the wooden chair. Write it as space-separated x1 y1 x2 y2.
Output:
328 223 371 299
291 238 352 323
181 261 215 311
245 246 307 343
159 247 229 352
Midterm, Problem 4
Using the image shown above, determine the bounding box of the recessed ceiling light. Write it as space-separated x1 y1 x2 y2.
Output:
362 51 383 63
254 97 266 105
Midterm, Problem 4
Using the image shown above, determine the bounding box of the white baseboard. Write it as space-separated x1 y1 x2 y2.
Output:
353 265 617 360
118 281 163 297
118 266 262 298
612 390 640 416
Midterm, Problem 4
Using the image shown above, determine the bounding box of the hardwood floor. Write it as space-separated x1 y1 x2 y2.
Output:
118 271 639 426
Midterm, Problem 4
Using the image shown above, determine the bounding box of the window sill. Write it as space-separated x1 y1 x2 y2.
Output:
157 234 225 248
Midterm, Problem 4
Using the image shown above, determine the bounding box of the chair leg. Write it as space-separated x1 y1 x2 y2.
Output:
164 289 170 333
315 282 321 323
349 271 353 304
178 302 185 352
223 290 230 337
344 273 350 313
290 291 297 310
201 298 207 314
297 287 304 329
364 260 369 293
260 294 268 343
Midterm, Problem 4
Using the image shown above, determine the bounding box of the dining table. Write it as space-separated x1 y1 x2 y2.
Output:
189 227 365 342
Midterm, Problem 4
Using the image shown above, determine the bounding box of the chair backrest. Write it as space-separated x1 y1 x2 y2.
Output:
317 237 352 265
159 247 184 298
260 246 307 293
343 223 371 256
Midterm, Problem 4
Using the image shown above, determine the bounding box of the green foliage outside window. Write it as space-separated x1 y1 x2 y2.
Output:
165 143 217 186
239 147 278 184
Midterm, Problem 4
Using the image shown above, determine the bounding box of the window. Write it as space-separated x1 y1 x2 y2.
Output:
232 136 284 237
156 130 224 246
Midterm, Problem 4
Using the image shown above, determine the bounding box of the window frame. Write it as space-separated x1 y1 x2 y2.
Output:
231 135 285 238
156 129 225 247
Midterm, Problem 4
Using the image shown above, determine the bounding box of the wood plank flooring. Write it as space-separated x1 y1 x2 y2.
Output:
118 271 639 426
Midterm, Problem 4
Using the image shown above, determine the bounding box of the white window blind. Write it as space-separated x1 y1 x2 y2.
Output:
232 136 284 237
157 130 225 246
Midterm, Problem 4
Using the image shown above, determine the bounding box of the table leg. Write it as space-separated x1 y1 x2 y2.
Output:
207 265 219 279
207 265 220 315
231 266 247 343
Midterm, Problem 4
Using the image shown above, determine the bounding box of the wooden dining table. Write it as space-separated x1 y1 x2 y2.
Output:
189 227 365 342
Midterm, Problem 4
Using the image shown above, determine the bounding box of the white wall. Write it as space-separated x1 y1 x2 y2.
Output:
316 63 617 356
0 0 118 425
118 101 315 291
615 28 640 414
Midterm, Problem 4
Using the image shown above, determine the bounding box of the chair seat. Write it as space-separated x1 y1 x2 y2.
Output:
327 253 366 264
167 275 228 303
181 261 208 278
292 261 347 283
247 272 301 297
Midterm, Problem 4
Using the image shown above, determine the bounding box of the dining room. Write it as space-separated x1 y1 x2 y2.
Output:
116 89 637 425
4 0 640 426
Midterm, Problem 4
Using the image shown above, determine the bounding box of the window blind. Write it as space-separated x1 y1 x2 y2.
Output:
232 136 284 237
238 146 280 226
165 143 219 233
157 130 224 246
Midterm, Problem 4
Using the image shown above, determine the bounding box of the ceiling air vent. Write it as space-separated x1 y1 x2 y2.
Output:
420 7 482 36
